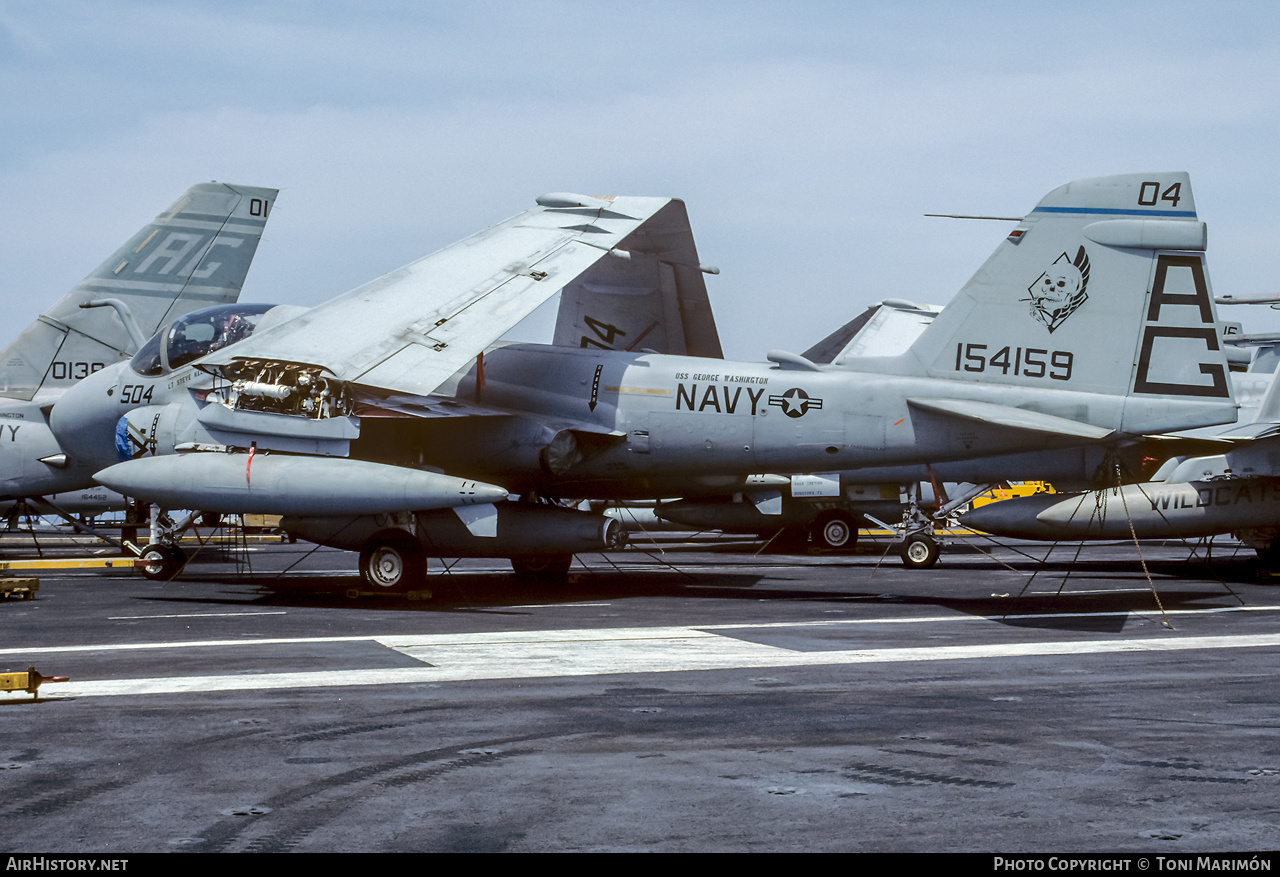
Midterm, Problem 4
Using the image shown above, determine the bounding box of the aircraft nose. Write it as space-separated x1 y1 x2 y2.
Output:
48 366 125 470
469 482 509 504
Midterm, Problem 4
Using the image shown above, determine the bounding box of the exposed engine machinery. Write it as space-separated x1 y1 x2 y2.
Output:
207 361 354 420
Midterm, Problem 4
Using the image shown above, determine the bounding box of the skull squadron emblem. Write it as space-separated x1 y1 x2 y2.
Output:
1025 245 1090 333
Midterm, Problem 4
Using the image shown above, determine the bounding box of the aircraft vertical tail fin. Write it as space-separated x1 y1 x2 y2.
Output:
1251 368 1280 425
551 198 723 357
870 173 1235 434
0 182 277 402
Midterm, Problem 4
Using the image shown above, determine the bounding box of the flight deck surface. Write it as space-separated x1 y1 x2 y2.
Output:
2 534 1277 853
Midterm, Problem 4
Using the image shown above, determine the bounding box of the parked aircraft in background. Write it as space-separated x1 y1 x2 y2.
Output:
1216 294 1280 307
48 174 1240 587
0 182 276 520
0 488 127 519
965 299 1280 562
1217 292 1280 378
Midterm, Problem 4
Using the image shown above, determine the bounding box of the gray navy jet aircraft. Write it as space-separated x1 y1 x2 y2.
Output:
0 182 276 520
653 294 1261 567
47 173 1240 587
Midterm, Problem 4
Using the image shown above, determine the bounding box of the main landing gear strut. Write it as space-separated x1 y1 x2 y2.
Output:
137 504 198 580
865 481 996 570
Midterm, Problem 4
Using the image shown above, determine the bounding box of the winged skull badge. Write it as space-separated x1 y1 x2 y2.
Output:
1025 245 1090 333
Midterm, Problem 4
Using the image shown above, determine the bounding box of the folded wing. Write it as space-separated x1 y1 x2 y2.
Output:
201 194 688 399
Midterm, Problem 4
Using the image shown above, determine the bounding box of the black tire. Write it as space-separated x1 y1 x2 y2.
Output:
1255 544 1280 570
140 543 184 581
900 534 940 569
812 510 859 551
359 535 425 592
510 554 573 577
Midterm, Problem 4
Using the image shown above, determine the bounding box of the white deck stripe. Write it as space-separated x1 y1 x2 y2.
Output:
16 627 1280 699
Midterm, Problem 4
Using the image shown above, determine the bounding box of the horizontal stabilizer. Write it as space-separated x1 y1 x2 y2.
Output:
1204 422 1280 442
907 398 1114 440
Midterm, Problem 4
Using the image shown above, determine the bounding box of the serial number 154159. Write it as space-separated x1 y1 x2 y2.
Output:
954 343 1073 380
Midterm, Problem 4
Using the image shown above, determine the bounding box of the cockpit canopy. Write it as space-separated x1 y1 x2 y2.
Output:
130 303 277 376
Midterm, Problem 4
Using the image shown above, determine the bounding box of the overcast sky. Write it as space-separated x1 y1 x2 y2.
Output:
4 1 1280 360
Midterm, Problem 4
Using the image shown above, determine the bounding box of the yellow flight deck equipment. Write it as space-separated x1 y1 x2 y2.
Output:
0 557 140 572
0 577 38 600
0 667 69 699
969 482 1055 508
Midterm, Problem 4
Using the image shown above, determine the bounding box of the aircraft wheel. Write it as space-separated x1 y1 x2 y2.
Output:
1255 544 1280 570
812 510 859 551
510 554 573 577
900 534 940 569
140 543 184 581
359 535 425 592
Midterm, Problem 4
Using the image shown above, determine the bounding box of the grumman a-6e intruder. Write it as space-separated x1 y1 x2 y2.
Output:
0 182 275 522
48 174 1239 588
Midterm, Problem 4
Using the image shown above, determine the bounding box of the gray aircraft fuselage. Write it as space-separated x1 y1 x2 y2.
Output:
54 339 1149 502
0 398 100 499
435 344 1142 492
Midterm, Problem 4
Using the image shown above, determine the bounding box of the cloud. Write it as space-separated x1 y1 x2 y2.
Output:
5 2 1280 358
